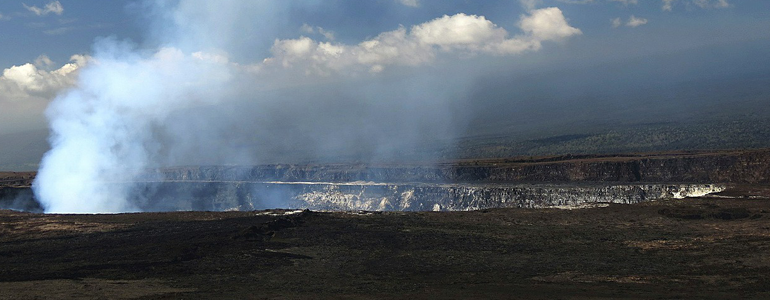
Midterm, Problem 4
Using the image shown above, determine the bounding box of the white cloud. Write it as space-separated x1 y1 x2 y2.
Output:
23 1 64 16
262 8 581 76
520 7 582 41
397 0 420 7
0 54 88 133
411 14 508 51
611 17 622 28
0 55 87 102
626 15 648 27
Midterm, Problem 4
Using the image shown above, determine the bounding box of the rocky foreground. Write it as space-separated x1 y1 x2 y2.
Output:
1 185 770 299
2 149 770 298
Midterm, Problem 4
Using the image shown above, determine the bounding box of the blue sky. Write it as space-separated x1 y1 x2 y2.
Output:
0 1 140 67
1 0 767 68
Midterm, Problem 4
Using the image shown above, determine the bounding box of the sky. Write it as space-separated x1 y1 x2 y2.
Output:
0 0 768 211
1 0 769 164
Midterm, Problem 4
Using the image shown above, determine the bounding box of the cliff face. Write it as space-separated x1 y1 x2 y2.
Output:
4 149 766 212
132 181 724 212
0 187 40 212
125 150 764 212
151 149 770 184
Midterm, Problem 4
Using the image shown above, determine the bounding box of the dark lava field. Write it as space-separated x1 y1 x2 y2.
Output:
1 150 770 299
2 190 770 299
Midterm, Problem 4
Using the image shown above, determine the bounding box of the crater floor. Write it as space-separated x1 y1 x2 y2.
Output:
1 185 770 299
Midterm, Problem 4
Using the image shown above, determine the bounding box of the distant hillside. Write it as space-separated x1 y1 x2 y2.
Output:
0 129 48 171
3 117 770 170
447 118 770 160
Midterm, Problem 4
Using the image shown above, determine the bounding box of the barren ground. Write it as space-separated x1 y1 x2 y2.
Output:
1 184 770 299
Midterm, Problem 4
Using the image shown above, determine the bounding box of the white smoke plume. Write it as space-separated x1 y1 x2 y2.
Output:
33 1 581 213
33 1 237 213
35 44 230 213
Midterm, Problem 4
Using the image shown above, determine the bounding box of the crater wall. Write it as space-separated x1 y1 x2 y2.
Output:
130 181 724 212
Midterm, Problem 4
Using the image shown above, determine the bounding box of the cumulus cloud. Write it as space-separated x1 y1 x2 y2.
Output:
0 55 87 133
412 14 509 50
263 7 581 75
23 1 64 16
0 55 87 102
397 0 420 8
520 7 582 41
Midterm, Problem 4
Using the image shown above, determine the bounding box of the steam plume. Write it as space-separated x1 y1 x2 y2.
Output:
33 1 581 213
33 2 234 212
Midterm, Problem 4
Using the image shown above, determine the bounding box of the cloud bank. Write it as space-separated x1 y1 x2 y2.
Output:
264 7 581 75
